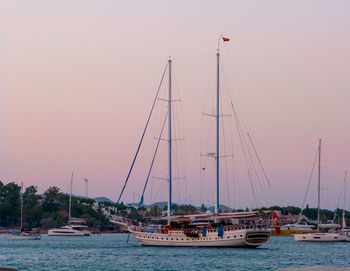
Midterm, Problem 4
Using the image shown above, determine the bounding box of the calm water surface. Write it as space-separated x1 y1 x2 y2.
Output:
0 234 349 270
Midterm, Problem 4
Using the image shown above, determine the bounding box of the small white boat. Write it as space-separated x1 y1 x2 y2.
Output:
48 224 91 236
295 141 347 242
294 232 346 242
8 182 41 240
8 232 41 240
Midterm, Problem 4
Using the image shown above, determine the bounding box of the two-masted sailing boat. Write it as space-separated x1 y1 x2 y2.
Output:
124 37 271 247
294 139 347 242
8 183 41 240
48 174 91 236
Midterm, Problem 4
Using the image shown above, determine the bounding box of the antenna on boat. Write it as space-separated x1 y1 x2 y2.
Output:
84 178 88 199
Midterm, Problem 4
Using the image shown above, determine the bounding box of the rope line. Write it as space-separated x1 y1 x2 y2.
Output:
117 64 168 204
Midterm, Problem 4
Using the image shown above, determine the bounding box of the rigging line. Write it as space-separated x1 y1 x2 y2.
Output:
173 69 190 204
297 144 319 222
173 53 215 61
247 133 272 187
117 64 168 204
333 179 345 223
225 71 266 206
152 177 167 203
220 83 231 208
222 45 252 133
231 101 258 207
173 67 206 106
138 113 168 208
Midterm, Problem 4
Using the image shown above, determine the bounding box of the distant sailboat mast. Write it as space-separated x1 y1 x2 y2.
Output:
20 182 23 231
342 171 347 229
317 138 321 229
69 173 73 220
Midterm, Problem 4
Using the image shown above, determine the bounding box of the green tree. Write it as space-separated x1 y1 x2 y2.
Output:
42 186 63 213
0 182 21 227
23 185 43 228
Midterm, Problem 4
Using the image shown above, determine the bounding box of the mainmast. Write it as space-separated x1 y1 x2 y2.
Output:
69 173 73 220
215 50 220 214
317 138 321 228
168 58 172 219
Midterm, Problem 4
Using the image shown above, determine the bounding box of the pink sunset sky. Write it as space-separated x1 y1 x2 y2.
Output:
0 0 349 209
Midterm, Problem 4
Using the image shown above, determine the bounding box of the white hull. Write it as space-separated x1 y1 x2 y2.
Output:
48 229 91 236
132 228 270 247
8 234 41 240
294 232 347 242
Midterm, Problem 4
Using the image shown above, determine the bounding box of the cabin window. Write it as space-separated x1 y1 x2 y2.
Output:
240 235 242 237
176 238 178 240
157 237 159 239
187 238 189 240
234 235 236 238
166 238 168 240
181 238 183 240
227 236 229 239
171 238 173 240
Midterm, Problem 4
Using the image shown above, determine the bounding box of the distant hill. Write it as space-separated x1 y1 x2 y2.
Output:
94 197 114 203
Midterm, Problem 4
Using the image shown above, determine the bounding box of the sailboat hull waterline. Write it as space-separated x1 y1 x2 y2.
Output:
131 227 270 248
294 233 347 242
8 233 41 240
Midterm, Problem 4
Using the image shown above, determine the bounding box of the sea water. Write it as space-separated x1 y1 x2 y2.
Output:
0 234 349 271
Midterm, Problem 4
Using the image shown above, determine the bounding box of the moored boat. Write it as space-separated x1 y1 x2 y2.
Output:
118 36 271 247
48 175 91 237
130 213 270 247
8 182 41 240
295 140 346 242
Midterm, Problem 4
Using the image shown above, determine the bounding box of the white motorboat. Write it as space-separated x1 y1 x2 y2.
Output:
48 224 91 236
48 175 91 237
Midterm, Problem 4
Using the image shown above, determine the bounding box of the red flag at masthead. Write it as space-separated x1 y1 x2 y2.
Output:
222 37 230 42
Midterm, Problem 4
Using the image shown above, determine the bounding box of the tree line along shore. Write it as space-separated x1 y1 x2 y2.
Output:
0 181 349 231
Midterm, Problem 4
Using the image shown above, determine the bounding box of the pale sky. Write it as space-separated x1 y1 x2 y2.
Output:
0 0 349 210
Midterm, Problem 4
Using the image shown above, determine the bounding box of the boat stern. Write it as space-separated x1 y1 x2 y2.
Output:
244 230 271 247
